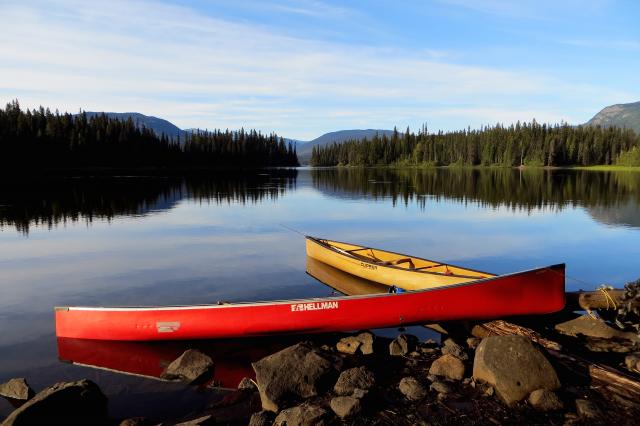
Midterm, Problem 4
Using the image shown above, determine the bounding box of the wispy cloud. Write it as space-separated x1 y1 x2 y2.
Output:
0 0 626 139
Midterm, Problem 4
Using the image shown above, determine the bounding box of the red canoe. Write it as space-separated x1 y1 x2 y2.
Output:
55 263 565 341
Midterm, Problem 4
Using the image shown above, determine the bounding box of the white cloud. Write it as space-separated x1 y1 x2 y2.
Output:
0 0 624 139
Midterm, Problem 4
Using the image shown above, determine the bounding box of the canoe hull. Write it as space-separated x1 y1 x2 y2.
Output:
305 237 494 290
55 264 565 341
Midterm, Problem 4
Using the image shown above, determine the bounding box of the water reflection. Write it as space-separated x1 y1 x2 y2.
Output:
311 168 640 228
1 168 639 234
0 170 297 234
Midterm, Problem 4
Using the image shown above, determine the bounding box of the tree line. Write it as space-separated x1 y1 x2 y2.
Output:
311 121 640 167
0 100 299 172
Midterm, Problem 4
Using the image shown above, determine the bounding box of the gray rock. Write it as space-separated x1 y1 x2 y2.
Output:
334 366 375 396
430 380 453 394
472 335 560 405
252 342 338 412
161 349 214 383
466 337 482 350
248 411 275 426
441 338 469 361
555 315 639 341
119 418 152 426
175 415 215 425
355 331 375 355
337 336 361 354
330 395 361 418
0 378 33 401
398 376 426 401
429 354 465 381
238 377 257 390
423 338 438 347
575 398 602 419
528 389 563 411
273 403 328 426
389 334 417 356
625 354 640 372
1 379 107 426
352 388 368 399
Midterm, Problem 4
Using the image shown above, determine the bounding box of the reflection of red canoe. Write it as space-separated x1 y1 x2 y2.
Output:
57 338 290 388
55 264 565 341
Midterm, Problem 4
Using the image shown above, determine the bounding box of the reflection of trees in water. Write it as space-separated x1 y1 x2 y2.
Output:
0 170 297 234
312 168 640 215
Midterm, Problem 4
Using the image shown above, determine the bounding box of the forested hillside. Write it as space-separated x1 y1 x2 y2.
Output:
0 101 298 171
311 122 640 167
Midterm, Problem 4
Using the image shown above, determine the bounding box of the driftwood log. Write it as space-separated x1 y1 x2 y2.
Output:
473 320 640 404
565 290 627 311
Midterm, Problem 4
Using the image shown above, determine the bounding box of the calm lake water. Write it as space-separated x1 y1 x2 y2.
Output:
1 167 639 419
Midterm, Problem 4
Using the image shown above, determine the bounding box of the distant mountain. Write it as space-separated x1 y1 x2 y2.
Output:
82 112 186 140
586 101 640 134
297 129 395 162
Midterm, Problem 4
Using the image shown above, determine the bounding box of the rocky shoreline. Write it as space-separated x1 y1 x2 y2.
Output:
2 312 640 425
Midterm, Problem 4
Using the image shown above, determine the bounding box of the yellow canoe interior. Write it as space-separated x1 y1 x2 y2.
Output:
305 236 496 291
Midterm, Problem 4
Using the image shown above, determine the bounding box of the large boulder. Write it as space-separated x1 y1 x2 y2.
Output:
161 349 214 383
333 366 375 396
273 403 328 426
429 354 465 381
473 335 560 405
2 379 107 426
0 378 33 401
252 342 339 412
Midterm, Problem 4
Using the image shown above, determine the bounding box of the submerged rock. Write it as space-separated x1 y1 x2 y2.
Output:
389 334 417 356
334 366 375 396
161 349 214 383
528 389 563 411
429 354 465 381
0 378 33 401
472 335 560 405
398 376 426 401
252 342 339 412
273 402 328 426
330 395 361 418
2 379 107 426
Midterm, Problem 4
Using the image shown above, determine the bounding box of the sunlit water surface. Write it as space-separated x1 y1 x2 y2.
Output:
1 168 639 419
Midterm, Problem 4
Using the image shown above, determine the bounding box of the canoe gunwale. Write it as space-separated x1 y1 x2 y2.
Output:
54 263 565 313
307 236 495 278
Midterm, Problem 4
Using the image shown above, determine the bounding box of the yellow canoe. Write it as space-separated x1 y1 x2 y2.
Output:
305 236 495 291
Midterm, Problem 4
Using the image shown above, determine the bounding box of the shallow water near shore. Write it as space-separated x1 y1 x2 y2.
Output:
1 167 640 420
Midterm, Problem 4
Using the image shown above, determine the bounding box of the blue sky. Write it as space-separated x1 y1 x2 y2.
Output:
1 0 639 139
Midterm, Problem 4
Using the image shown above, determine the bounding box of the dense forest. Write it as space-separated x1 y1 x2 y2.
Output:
0 101 299 171
311 121 640 167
